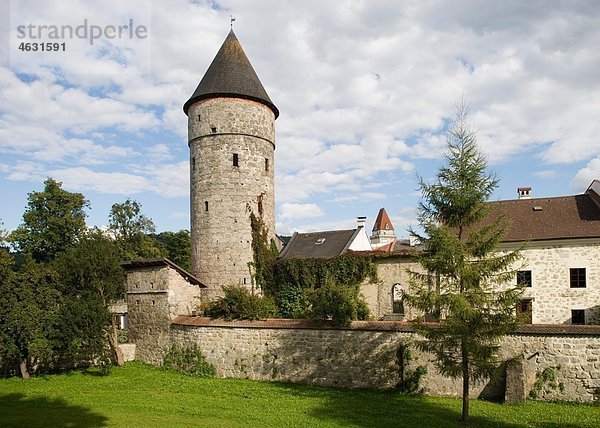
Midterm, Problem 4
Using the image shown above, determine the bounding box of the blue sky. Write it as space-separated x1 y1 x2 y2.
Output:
1 0 599 238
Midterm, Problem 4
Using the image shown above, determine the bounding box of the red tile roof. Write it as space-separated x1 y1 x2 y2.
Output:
372 207 394 232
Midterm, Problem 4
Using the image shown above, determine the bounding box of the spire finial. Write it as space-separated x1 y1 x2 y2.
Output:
230 15 236 29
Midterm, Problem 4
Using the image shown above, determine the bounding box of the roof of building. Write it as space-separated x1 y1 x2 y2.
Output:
278 229 360 260
372 207 394 232
489 185 600 242
183 30 278 118
121 258 206 287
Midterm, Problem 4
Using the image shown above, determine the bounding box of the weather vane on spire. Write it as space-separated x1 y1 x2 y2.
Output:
230 15 236 29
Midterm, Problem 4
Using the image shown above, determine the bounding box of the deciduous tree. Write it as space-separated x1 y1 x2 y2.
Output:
9 178 88 262
109 199 161 259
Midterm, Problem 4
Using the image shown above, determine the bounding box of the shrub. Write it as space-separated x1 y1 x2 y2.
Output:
308 279 370 326
205 285 279 320
162 344 216 377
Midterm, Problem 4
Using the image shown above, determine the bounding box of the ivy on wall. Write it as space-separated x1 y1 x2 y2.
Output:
248 210 279 294
267 254 378 323
246 208 378 325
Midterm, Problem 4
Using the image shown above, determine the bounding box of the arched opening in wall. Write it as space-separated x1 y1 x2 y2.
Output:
392 283 404 317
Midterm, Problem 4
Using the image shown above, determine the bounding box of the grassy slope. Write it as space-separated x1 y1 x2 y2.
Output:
0 362 598 427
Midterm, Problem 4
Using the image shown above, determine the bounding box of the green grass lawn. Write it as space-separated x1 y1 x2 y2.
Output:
0 362 598 427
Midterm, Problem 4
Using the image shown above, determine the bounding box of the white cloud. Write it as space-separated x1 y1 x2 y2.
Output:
52 167 150 194
278 203 324 222
2 0 600 234
572 157 600 192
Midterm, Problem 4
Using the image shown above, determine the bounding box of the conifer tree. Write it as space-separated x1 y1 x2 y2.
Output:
405 107 523 424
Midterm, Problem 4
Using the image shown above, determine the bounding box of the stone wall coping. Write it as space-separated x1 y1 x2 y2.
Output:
172 316 416 332
172 316 600 336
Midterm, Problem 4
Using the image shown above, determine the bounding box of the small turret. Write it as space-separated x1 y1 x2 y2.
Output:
370 208 396 248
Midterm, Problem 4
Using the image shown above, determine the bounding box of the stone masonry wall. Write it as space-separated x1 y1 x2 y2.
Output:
188 97 276 296
361 257 424 320
506 240 600 324
163 318 600 402
125 264 203 364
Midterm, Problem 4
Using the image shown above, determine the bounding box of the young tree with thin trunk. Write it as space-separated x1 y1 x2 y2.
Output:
405 107 523 424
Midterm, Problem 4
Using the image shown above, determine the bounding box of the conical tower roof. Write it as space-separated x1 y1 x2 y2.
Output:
183 30 278 118
373 208 394 232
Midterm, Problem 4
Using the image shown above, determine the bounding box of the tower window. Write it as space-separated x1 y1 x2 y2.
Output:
197 114 201 122
211 126 217 133
517 270 532 287
265 158 269 172
204 201 209 211
233 153 239 167
192 157 196 172
570 268 586 288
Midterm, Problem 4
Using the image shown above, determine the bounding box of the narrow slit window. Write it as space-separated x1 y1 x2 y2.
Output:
192 157 196 171
265 158 269 172
197 114 201 122
233 153 239 167
204 201 209 212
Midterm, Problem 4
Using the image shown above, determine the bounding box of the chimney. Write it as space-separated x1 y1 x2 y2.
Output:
517 187 532 200
357 216 366 229
409 234 420 247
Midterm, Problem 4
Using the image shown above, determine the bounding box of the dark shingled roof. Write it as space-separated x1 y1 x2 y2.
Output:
488 186 600 242
278 229 360 260
183 30 278 118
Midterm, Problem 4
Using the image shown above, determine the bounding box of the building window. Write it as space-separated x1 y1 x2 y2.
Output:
265 158 269 172
233 153 239 167
211 126 217 133
204 201 209 212
392 284 404 316
517 299 532 324
192 157 196 172
197 114 201 122
570 268 586 288
517 270 532 287
571 309 585 325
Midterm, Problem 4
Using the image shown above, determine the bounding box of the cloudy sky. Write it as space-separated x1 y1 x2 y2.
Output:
1 0 599 238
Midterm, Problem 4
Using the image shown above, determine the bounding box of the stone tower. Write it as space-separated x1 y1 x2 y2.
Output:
183 30 278 295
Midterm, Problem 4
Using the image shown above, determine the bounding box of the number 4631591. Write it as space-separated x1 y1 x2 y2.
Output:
18 42 66 52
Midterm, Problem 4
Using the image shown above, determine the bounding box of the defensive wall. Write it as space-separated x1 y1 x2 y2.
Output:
124 261 600 403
